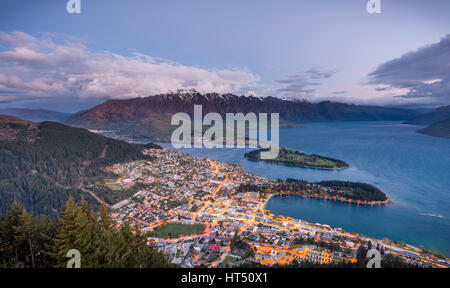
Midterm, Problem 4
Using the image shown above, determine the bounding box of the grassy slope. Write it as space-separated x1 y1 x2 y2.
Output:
151 223 206 238
245 146 349 170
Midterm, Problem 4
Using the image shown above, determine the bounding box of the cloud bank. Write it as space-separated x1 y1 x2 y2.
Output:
275 68 337 100
368 34 450 107
2 30 448 108
0 31 261 102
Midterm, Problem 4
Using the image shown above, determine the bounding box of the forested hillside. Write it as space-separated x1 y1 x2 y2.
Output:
0 117 161 217
0 199 170 268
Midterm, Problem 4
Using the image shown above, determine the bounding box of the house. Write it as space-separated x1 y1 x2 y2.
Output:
209 244 220 253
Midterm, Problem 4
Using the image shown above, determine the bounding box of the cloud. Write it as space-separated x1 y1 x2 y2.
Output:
305 68 335 79
275 68 336 100
368 34 450 106
375 87 390 92
0 31 262 102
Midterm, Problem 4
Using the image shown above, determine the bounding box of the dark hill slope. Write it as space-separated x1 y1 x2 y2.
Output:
404 105 450 125
0 116 160 216
417 118 450 139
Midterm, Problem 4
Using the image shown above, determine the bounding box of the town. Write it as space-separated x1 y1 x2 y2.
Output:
110 148 449 268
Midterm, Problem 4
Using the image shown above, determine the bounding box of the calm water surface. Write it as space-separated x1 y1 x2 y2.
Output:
161 121 450 255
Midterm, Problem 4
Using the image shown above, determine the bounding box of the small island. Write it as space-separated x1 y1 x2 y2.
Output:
244 146 349 170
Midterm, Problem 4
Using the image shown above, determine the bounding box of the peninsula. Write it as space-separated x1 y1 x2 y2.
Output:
244 146 349 170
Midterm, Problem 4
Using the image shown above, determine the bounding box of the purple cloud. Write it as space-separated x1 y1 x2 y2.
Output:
0 31 262 102
275 68 337 100
368 34 450 106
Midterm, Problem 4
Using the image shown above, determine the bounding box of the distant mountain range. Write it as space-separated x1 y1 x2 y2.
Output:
417 119 450 139
66 90 418 142
0 108 71 122
404 105 450 125
404 105 450 139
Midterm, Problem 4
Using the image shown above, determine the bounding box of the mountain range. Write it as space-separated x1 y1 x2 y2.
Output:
417 119 450 139
404 105 450 139
0 108 71 122
66 90 418 142
404 105 450 125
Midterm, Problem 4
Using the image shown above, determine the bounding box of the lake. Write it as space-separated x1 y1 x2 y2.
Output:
161 121 450 256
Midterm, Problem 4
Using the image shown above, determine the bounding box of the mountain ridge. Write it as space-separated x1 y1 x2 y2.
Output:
417 118 450 139
403 105 450 139
0 108 71 122
404 105 450 125
66 91 418 141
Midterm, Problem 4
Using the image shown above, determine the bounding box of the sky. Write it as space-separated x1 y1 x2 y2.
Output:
0 0 449 112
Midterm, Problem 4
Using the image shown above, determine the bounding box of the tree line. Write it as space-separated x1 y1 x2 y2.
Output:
237 178 387 202
317 181 387 201
0 121 161 216
0 198 170 268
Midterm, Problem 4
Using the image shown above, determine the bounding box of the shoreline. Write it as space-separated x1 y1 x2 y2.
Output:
134 146 447 260
262 194 275 210
263 193 390 211
246 157 349 171
155 132 448 259
278 193 391 206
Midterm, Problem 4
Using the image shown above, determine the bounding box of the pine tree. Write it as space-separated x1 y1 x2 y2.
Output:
2 198 169 268
13 211 38 268
53 196 97 267
96 205 117 267
1 202 26 267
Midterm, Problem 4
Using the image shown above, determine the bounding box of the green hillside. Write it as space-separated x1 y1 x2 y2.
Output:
0 117 161 216
244 146 349 170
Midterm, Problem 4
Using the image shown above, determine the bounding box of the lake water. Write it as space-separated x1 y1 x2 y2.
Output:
161 121 450 256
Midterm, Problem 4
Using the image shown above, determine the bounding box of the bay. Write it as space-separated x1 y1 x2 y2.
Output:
161 121 450 255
